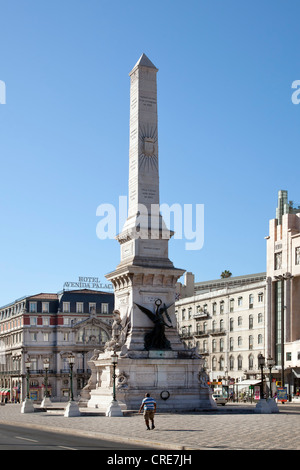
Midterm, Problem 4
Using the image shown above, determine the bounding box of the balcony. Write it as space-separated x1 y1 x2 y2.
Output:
209 328 226 336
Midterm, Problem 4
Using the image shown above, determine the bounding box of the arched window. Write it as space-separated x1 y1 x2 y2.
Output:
249 354 254 370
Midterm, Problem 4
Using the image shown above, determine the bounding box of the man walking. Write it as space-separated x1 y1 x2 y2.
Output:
139 393 156 430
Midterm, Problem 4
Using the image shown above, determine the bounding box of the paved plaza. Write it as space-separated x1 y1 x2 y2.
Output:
0 402 299 450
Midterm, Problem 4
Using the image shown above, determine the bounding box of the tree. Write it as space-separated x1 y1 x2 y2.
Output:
221 270 232 279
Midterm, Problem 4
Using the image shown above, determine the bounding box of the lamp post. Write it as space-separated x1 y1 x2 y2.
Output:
25 360 31 399
68 354 75 401
21 359 34 413
105 351 123 417
41 358 51 408
258 353 265 400
111 351 118 402
267 355 275 398
64 353 80 417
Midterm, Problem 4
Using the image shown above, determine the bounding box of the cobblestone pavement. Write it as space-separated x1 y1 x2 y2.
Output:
0 402 299 450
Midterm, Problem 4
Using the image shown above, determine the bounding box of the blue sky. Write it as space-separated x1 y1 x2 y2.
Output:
0 0 300 306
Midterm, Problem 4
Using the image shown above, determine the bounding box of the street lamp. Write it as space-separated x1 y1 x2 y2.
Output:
44 359 49 398
258 353 265 400
21 359 34 414
111 352 118 402
41 358 51 408
25 360 31 399
68 354 75 401
105 351 123 417
64 353 80 417
267 356 275 398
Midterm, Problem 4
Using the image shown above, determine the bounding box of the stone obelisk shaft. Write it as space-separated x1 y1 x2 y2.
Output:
128 54 159 220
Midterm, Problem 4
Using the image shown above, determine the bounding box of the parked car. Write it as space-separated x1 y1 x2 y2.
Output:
212 394 227 406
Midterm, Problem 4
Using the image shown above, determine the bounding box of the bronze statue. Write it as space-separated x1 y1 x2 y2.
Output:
134 299 173 350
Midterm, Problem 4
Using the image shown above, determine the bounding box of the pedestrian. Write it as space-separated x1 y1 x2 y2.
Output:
139 393 156 430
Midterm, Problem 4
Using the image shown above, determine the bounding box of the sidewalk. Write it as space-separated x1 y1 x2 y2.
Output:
0 402 299 450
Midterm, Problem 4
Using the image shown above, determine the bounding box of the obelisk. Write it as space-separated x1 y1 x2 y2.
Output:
86 55 216 411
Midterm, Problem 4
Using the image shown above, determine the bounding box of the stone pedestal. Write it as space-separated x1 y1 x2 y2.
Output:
106 400 123 417
87 351 216 412
267 397 279 413
255 398 272 414
64 401 81 417
40 396 52 408
21 398 35 414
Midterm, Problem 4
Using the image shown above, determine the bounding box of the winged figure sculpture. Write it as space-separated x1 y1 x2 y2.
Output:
134 299 174 350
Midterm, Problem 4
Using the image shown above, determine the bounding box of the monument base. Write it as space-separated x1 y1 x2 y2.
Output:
87 351 217 412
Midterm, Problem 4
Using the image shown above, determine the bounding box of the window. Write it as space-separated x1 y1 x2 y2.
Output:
30 332 37 342
229 355 234 370
30 317 37 326
230 298 234 312
89 303 96 314
258 312 263 323
238 316 242 326
220 338 224 352
29 302 37 313
258 334 263 344
258 293 263 303
238 336 242 347
219 356 224 370
43 333 49 342
249 295 254 309
212 320 216 332
249 354 254 370
220 319 224 331
42 302 49 313
296 247 300 265
63 332 69 342
182 309 186 320
230 337 234 351
63 302 70 313
249 314 253 329
220 301 224 314
230 317 234 332
43 317 49 326
212 356 217 371
76 302 84 313
249 335 253 350
212 302 217 315
212 339 217 352
63 317 70 325
101 303 109 314
238 355 243 370
286 352 292 361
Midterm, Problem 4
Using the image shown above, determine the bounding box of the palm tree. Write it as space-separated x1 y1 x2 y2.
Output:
220 270 232 279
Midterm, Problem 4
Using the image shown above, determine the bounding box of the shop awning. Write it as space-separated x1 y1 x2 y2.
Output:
235 380 261 387
0 388 10 395
292 368 300 378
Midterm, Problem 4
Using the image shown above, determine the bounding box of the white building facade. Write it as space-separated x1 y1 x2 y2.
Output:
176 273 267 390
